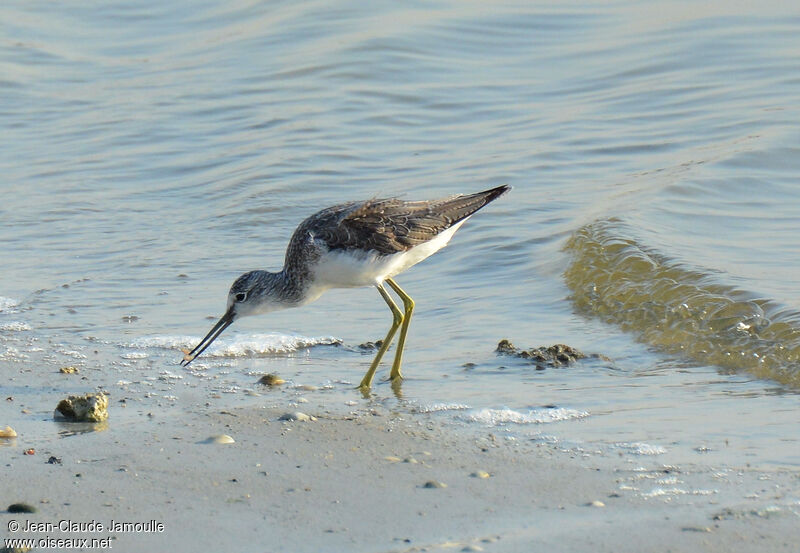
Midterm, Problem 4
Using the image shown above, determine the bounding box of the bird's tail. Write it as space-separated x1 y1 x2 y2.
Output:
432 184 511 225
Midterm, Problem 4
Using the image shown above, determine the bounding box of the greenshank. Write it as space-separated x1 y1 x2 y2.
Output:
181 185 510 390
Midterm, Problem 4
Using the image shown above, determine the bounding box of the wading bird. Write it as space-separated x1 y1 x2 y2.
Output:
181 185 510 390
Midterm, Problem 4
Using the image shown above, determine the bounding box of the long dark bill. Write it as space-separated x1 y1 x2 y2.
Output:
180 308 235 366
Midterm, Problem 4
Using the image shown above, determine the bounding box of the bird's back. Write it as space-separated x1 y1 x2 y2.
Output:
282 185 509 283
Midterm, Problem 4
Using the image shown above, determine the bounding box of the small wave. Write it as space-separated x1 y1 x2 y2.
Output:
0 321 31 331
613 442 667 456
129 333 341 357
460 407 589 426
565 219 800 388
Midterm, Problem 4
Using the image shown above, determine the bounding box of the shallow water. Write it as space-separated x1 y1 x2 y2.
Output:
2 0 799 469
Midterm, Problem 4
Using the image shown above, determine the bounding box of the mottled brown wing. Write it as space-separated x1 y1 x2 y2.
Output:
317 185 510 255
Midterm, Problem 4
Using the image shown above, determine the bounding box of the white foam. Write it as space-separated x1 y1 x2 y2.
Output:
0 297 19 312
158 370 184 381
615 442 667 456
461 407 589 426
0 321 31 331
0 346 27 361
416 402 471 413
130 335 208 350
129 333 341 357
59 349 87 359
643 487 717 498
120 352 148 360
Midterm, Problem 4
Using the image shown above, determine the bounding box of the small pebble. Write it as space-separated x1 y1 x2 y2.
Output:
423 480 447 489
470 470 491 479
206 434 235 444
279 412 312 422
47 456 62 465
8 502 37 513
0 425 17 438
587 500 605 507
59 366 79 374
403 457 419 464
462 546 484 552
258 373 285 386
384 456 402 463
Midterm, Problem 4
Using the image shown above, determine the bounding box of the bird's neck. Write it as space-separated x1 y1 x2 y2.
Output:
267 267 308 306
279 260 324 306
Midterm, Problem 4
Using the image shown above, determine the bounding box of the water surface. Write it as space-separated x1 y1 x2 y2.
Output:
2 0 799 470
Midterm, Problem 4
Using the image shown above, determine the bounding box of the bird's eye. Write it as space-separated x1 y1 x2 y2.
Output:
235 292 247 302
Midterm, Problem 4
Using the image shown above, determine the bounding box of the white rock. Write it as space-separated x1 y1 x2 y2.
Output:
279 412 312 422
206 434 235 444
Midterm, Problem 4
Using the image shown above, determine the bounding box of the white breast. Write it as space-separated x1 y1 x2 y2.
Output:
305 218 468 301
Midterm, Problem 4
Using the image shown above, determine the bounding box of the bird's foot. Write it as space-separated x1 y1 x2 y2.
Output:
390 377 404 399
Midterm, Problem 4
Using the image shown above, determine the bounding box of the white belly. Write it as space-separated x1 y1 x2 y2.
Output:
305 219 467 300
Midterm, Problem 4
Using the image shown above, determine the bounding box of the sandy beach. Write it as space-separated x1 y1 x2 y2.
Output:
4 398 798 553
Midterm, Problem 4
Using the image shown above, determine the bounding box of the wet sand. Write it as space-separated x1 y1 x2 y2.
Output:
3 402 799 552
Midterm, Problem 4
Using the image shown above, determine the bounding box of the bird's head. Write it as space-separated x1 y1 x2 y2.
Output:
180 270 285 366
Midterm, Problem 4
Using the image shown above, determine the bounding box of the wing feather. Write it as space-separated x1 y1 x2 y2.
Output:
285 186 509 267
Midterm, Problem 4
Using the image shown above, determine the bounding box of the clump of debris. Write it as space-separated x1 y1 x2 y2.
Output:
496 339 606 369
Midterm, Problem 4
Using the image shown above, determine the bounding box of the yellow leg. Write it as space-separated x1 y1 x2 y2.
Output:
358 283 403 390
385 278 414 382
